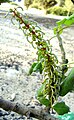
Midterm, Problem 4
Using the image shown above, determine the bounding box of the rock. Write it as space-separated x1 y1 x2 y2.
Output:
10 93 16 101
11 112 15 117
5 68 19 79
0 110 4 116
3 117 8 120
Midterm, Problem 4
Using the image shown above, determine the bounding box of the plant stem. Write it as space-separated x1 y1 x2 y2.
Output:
57 33 66 63
56 33 67 74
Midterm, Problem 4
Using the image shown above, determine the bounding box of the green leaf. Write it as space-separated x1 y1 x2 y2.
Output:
57 14 74 26
29 61 43 75
33 62 43 74
60 67 74 96
64 14 74 26
53 102 70 115
53 25 63 35
56 18 66 26
36 82 50 106
29 62 37 75
37 83 46 97
38 50 44 61
37 96 50 106
53 27 57 34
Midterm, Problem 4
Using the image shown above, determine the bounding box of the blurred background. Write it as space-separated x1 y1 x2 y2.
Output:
0 0 74 16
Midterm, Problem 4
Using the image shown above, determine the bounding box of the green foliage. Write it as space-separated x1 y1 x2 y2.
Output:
9 8 74 115
46 6 69 16
24 0 57 9
53 13 74 37
37 82 50 106
57 13 74 26
24 0 33 9
0 0 11 4
37 83 46 97
37 96 50 106
54 25 63 35
28 3 43 10
60 67 74 96
29 62 37 75
53 102 70 115
24 0 74 16
29 61 43 74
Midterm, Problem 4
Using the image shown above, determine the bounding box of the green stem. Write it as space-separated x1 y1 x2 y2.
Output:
57 33 66 64
56 33 68 75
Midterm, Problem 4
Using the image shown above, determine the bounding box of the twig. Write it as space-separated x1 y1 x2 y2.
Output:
0 97 58 120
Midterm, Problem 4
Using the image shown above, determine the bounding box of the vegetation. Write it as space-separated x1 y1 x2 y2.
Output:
46 6 73 16
24 0 74 16
0 4 74 120
0 0 11 5
9 7 74 115
24 0 57 9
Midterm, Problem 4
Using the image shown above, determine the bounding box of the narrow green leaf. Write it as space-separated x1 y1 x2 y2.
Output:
33 62 43 74
53 102 70 115
29 62 37 75
38 50 44 60
37 83 46 97
53 27 57 34
60 67 74 96
56 18 66 26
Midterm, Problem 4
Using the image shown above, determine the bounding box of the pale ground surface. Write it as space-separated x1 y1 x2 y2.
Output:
0 2 74 119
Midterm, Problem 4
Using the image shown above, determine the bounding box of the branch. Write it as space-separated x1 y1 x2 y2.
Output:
0 97 58 120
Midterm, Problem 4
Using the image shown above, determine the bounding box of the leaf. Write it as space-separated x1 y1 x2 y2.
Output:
64 14 74 26
33 62 43 74
57 14 74 26
29 61 43 75
38 50 44 61
59 67 74 96
53 102 70 115
53 27 57 34
54 25 63 35
29 62 37 75
37 83 46 97
36 82 50 106
37 96 50 106
56 18 67 26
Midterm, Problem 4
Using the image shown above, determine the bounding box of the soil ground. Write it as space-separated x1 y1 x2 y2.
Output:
0 3 74 120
